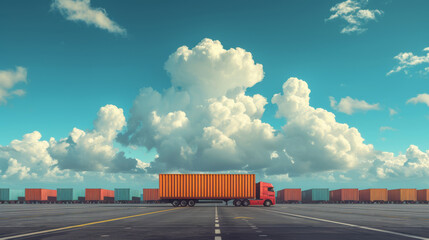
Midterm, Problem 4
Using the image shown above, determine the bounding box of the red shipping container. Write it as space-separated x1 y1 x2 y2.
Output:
417 189 429 201
330 189 359 202
143 189 159 201
277 189 301 202
85 189 114 201
388 189 417 202
359 189 388 202
25 189 57 201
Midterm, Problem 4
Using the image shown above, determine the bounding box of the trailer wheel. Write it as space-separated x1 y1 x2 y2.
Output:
263 200 272 207
188 200 196 207
172 200 180 207
180 200 188 207
242 199 250 207
234 199 242 207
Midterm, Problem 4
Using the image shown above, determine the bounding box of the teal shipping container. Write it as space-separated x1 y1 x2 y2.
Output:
115 188 131 201
57 188 84 201
0 189 25 201
115 189 141 201
302 188 329 202
57 188 73 201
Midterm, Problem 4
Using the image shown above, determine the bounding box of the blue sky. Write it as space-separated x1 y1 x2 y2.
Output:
1 0 429 191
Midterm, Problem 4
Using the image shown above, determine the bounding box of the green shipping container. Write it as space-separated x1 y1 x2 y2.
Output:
57 188 73 201
302 188 329 202
57 188 84 201
115 188 131 201
0 189 25 201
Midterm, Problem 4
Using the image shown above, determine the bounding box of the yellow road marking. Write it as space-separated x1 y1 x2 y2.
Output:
0 208 180 240
233 217 254 219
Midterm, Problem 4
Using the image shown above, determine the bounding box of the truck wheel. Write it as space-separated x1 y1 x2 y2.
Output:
263 200 272 207
242 199 250 207
234 199 242 207
188 200 196 207
172 200 180 207
180 200 188 207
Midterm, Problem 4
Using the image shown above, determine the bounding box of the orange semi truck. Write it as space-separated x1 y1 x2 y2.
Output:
157 174 275 207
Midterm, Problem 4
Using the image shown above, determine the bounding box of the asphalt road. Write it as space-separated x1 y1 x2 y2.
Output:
0 203 428 239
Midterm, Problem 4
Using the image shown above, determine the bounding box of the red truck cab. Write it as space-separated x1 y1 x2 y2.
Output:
248 182 276 207
233 181 275 207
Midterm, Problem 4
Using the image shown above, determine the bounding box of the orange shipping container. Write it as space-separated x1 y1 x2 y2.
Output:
143 189 159 201
159 174 255 199
277 189 301 202
417 189 429 201
25 189 57 201
330 189 359 202
359 189 388 202
85 189 114 201
388 189 417 202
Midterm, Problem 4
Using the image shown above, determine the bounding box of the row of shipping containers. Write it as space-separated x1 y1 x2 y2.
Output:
277 188 429 203
0 188 142 203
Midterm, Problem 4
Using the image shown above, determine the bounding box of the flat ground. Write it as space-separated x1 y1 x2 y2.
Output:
0 203 428 239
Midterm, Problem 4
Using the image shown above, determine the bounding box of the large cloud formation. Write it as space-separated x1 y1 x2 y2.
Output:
49 104 142 173
0 131 75 181
0 105 144 181
117 39 381 178
2 38 429 183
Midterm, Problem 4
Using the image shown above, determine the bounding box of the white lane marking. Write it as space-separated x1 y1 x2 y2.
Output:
214 204 222 240
259 235 268 237
263 209 429 240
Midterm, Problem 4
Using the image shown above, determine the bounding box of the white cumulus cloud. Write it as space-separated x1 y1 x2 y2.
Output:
387 48 429 75
118 39 380 177
271 78 375 175
49 104 140 173
51 0 126 35
329 96 380 115
327 0 382 34
0 66 27 104
370 145 429 178
407 93 429 107
0 131 71 181
0 104 143 182
3 38 429 184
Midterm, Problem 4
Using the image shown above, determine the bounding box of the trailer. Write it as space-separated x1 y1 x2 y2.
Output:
157 174 275 207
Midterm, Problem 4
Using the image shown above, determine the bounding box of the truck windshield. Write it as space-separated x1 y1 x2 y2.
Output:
268 187 274 192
